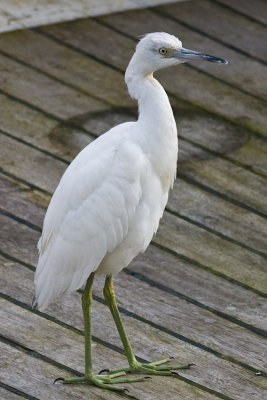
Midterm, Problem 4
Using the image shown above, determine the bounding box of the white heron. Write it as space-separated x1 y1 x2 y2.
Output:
33 32 227 392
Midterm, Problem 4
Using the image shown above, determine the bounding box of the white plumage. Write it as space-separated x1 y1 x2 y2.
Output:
33 32 227 310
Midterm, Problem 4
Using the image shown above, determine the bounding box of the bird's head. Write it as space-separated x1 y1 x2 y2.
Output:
127 32 228 77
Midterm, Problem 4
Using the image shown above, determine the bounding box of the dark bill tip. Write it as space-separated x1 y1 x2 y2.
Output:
201 54 228 64
176 48 228 65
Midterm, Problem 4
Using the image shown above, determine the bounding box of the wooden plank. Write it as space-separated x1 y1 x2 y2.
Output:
1 173 266 331
1 135 266 291
160 0 267 62
130 246 267 330
0 0 185 33
0 340 122 400
0 305 234 400
155 212 266 293
0 29 132 108
0 387 27 400
1 215 266 373
0 93 94 162
178 152 267 215
168 179 267 254
0 134 66 195
0 53 106 119
216 0 267 25
1 259 266 399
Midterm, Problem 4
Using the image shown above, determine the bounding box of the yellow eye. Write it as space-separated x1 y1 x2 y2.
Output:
159 48 167 55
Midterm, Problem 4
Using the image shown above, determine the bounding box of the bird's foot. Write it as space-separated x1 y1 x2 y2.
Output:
54 371 148 392
102 358 193 377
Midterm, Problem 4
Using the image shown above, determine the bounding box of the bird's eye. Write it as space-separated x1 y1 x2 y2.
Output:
159 48 167 55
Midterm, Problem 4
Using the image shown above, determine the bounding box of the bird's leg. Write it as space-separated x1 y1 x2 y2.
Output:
103 275 192 376
55 272 145 391
82 271 95 379
103 275 138 369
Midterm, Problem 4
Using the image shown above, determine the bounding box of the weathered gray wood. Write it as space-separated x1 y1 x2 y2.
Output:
0 173 49 226
1 215 266 372
0 53 105 119
0 387 26 400
0 93 94 161
130 246 267 330
0 340 122 400
0 0 186 33
0 309 231 400
156 212 266 292
178 152 267 215
217 0 267 25
160 0 267 62
1 173 266 330
0 29 132 108
1 259 266 400
168 179 267 254
0 134 66 194
1 135 266 292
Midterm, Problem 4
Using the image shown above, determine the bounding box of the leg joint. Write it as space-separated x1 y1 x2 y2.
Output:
103 275 115 303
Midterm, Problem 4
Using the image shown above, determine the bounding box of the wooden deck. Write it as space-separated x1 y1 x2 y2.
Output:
0 0 267 399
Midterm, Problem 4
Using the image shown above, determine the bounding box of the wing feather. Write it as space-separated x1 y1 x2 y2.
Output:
34 125 145 309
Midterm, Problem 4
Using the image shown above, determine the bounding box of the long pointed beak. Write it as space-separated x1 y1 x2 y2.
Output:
175 47 228 64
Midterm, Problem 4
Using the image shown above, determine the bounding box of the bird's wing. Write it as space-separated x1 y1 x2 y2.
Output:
34 126 146 309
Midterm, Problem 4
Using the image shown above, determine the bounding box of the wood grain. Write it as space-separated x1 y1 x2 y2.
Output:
1 260 266 400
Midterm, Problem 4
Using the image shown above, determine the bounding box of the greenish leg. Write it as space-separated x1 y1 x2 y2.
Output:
82 271 95 378
54 273 146 391
103 275 192 376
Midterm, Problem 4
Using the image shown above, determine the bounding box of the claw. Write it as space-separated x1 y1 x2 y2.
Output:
188 363 196 367
98 369 110 375
53 377 65 384
124 388 129 393
171 371 180 376
169 356 175 359
144 376 152 379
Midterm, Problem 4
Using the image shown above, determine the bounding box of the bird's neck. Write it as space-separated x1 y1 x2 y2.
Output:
125 65 178 191
126 68 176 133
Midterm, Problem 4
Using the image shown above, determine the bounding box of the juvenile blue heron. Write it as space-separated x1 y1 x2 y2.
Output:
33 32 227 392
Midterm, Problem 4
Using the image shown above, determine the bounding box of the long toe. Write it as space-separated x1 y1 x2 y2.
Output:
56 372 147 391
